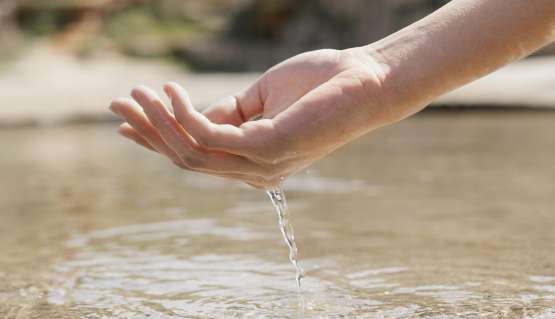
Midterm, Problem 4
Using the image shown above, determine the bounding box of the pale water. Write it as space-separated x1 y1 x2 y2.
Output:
266 187 305 289
1 112 555 318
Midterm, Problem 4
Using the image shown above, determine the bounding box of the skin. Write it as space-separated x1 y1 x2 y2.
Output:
110 0 555 189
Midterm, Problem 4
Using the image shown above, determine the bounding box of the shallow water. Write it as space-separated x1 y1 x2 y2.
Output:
1 112 554 318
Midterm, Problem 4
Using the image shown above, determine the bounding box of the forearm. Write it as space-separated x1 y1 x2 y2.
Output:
362 0 555 123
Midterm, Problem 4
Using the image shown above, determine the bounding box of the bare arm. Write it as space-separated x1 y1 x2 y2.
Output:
360 0 555 123
110 0 555 188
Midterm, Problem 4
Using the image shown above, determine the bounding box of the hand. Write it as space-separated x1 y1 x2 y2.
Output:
109 48 390 188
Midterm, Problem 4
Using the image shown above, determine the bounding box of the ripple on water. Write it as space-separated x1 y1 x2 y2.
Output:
43 219 555 318
47 219 349 317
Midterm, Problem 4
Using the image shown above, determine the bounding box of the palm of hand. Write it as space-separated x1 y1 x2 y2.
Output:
110 48 385 188
257 49 345 119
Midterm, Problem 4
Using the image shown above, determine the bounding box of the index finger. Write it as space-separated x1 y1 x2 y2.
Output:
163 82 275 159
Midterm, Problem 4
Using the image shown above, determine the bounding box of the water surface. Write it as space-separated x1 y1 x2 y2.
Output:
1 112 554 318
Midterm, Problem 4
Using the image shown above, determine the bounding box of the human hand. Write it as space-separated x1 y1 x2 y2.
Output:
109 48 391 188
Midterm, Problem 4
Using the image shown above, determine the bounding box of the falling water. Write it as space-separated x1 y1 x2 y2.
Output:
266 186 305 289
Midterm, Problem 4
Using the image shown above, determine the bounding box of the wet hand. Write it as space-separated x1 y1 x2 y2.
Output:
109 48 389 188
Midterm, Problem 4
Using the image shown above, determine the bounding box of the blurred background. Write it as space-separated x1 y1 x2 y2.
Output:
0 0 554 126
1 2 555 317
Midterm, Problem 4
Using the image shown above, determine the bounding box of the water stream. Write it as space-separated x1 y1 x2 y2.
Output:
266 187 305 289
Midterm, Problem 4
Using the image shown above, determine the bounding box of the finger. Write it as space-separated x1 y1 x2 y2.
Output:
202 95 245 126
130 85 199 158
234 77 265 121
197 170 274 189
109 97 182 164
118 123 157 152
215 173 267 188
132 85 271 176
245 182 263 189
163 82 227 143
164 82 271 158
242 182 268 189
202 76 265 125
119 124 268 180
201 78 265 126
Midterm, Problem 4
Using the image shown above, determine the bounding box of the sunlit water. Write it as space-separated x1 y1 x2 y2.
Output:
266 187 305 289
1 112 554 318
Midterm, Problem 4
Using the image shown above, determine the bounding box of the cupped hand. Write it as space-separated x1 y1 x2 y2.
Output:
109 48 390 188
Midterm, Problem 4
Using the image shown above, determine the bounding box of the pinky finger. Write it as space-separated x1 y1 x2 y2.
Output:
118 123 157 152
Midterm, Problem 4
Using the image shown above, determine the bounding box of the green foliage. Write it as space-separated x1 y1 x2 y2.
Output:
17 8 69 36
103 4 202 57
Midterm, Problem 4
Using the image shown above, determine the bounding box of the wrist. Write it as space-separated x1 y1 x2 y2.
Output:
357 32 441 122
341 44 418 127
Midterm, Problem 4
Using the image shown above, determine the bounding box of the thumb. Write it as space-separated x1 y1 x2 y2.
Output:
202 77 265 125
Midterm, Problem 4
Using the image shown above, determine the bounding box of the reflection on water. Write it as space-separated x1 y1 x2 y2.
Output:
1 112 555 318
